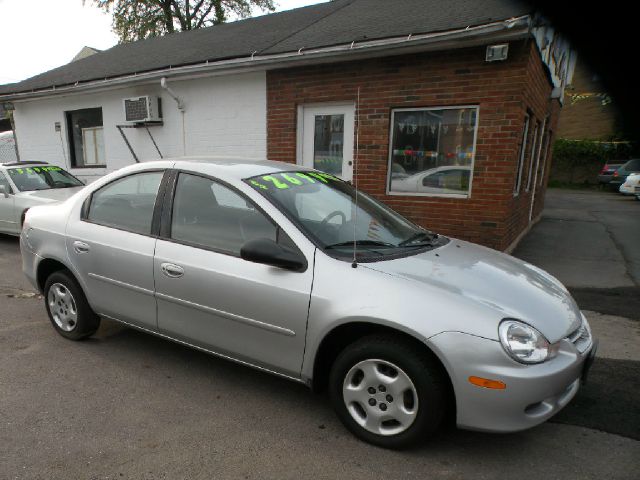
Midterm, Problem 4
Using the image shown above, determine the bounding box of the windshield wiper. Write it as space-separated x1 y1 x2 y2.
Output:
398 231 438 247
324 240 396 250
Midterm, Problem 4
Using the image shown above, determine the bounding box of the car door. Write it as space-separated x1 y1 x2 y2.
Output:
65 170 166 329
154 172 314 378
0 171 17 234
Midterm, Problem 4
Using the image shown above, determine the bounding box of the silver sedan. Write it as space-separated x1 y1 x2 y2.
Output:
0 161 84 235
21 158 597 448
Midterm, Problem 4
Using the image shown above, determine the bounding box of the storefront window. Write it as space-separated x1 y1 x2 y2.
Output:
387 106 478 197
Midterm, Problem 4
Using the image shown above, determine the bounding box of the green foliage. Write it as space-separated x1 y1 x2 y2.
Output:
550 138 637 184
553 138 633 166
87 0 275 43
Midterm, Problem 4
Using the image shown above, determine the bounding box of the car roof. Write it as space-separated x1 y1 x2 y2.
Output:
410 165 472 177
0 161 49 167
170 156 310 180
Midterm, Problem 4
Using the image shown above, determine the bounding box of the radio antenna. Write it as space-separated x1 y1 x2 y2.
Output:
352 86 361 268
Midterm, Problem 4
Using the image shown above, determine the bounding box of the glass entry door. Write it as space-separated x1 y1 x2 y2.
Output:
300 104 355 181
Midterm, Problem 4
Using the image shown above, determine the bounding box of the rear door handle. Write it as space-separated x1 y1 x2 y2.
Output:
73 241 90 254
161 263 184 278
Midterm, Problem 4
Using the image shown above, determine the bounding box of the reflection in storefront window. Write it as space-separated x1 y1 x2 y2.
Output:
388 107 478 196
313 114 344 176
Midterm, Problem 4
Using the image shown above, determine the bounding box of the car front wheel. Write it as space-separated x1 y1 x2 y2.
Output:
329 334 447 449
44 270 100 340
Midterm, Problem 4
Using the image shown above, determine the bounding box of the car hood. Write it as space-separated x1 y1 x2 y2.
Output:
364 239 582 343
19 187 84 203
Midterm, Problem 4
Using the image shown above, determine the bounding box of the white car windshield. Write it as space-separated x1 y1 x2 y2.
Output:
7 165 84 192
245 171 443 259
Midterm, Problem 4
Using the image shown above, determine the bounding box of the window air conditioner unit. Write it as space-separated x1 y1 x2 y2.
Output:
123 95 162 123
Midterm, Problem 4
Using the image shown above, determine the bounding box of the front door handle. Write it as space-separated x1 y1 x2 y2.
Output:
73 241 90 254
161 263 184 278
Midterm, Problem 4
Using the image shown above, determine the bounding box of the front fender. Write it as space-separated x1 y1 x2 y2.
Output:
300 251 500 382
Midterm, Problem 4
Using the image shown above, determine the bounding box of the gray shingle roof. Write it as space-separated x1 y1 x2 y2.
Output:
0 0 529 96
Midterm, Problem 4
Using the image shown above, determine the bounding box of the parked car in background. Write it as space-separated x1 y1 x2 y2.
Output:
21 158 597 448
609 158 640 190
390 165 471 195
0 161 84 235
619 172 640 196
597 161 624 187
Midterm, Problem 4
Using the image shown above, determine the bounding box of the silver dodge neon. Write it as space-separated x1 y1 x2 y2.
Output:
21 158 597 448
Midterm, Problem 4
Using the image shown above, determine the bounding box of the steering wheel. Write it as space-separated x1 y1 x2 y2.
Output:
319 210 347 230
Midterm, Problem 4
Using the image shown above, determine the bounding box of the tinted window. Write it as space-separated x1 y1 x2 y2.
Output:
171 173 277 255
87 171 164 235
625 159 640 171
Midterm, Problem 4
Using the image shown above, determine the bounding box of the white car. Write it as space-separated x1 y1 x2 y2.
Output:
390 165 471 194
0 161 84 235
619 172 640 198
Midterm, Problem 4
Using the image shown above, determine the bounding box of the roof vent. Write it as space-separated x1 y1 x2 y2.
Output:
486 44 509 62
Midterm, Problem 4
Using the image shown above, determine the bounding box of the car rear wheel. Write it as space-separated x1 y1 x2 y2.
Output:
329 334 447 449
44 270 100 340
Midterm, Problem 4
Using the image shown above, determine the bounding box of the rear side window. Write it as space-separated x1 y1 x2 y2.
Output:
0 172 12 193
625 159 640 171
87 171 164 235
170 173 278 255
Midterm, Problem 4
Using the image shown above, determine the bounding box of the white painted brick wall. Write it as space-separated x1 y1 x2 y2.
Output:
12 71 267 182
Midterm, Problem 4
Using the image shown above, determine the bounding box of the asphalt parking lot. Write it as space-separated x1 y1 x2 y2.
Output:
1 189 639 479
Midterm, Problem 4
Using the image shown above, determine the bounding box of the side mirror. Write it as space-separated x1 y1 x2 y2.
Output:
0 185 10 198
240 238 306 272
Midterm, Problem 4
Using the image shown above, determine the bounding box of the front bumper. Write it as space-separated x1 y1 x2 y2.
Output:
619 183 639 195
428 330 595 433
20 228 41 292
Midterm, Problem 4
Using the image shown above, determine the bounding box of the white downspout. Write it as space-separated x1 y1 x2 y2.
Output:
160 77 186 156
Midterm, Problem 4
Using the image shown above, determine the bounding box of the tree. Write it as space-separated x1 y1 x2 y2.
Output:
87 0 276 42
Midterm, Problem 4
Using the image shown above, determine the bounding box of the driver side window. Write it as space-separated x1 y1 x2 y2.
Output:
170 173 282 256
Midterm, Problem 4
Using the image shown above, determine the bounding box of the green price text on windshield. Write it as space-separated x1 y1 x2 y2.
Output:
248 171 340 191
8 166 62 175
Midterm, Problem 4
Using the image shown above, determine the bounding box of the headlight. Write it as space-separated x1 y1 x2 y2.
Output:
498 319 553 364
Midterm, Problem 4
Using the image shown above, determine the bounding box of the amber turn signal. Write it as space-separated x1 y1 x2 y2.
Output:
468 376 506 390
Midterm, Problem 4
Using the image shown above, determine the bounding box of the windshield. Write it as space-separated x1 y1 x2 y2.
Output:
245 171 444 260
7 165 84 192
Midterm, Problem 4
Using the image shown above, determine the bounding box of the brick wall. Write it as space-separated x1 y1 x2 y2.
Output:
267 41 558 250
556 59 622 140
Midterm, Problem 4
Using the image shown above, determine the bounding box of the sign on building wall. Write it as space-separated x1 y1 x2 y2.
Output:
532 21 576 103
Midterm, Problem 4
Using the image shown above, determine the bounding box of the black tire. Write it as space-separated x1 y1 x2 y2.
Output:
44 270 100 340
329 334 447 449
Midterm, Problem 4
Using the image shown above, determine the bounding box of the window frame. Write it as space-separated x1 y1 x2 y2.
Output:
538 128 552 187
514 113 530 196
81 169 169 237
0 170 14 194
525 120 541 193
158 169 306 268
386 105 480 199
65 107 107 169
